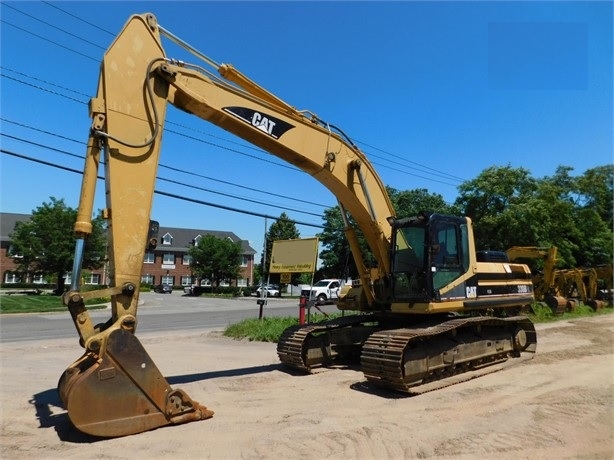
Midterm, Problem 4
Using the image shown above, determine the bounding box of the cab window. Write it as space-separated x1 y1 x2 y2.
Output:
430 222 465 290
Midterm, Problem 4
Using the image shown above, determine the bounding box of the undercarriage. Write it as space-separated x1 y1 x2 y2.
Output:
277 313 537 393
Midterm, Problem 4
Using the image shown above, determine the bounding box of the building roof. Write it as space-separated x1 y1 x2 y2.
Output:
0 213 30 243
157 225 256 255
0 213 256 254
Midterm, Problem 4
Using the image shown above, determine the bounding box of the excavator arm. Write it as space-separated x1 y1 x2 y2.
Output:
60 13 395 437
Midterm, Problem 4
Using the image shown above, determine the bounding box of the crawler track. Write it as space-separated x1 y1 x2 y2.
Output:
277 315 537 393
277 315 376 372
361 316 537 393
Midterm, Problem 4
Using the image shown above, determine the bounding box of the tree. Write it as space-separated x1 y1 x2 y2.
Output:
454 164 613 268
9 197 106 293
317 206 362 280
389 187 459 218
575 165 613 232
262 212 300 284
455 165 536 221
188 234 243 290
454 165 538 250
546 165 613 267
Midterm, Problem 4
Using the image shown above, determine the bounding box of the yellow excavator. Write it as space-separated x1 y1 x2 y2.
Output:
505 246 558 301
60 13 537 437
506 246 611 312
505 246 566 313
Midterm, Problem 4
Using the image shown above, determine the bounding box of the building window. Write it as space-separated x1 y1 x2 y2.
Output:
4 272 20 284
240 255 249 267
183 254 192 265
200 279 211 287
161 275 174 285
84 274 100 285
144 252 155 264
219 280 230 287
7 245 21 257
162 233 173 245
32 274 45 284
141 274 154 285
163 253 175 264
237 278 248 287
180 275 192 286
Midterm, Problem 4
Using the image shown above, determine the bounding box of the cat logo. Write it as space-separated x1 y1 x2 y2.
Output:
251 112 276 135
223 106 295 140
466 286 477 298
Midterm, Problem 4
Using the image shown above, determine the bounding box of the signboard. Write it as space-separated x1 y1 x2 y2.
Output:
280 273 291 283
269 237 319 274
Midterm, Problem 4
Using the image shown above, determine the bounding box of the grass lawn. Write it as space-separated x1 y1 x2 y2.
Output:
0 293 108 313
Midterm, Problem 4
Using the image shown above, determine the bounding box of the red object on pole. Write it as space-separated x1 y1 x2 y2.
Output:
299 296 306 325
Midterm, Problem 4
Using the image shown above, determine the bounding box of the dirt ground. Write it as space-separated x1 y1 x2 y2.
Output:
1 314 613 459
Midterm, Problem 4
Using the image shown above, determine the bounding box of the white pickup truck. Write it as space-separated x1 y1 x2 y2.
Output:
300 279 342 304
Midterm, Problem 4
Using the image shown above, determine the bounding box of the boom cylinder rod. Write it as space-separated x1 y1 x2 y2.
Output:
71 134 102 291
159 24 298 115
70 239 85 291
158 24 221 70
338 202 375 306
354 162 378 222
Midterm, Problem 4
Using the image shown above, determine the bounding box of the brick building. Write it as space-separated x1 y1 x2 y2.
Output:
0 213 256 288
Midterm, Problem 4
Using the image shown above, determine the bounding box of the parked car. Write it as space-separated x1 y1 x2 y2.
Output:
301 279 341 304
154 284 172 294
255 284 280 297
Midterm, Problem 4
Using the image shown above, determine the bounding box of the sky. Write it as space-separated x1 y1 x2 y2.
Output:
1 1 612 261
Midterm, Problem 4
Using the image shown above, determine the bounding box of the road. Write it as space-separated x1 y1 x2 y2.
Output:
0 292 337 343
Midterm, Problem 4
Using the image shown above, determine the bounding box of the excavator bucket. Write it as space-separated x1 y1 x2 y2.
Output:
58 328 213 437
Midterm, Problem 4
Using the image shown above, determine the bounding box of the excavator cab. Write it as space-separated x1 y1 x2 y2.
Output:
391 213 469 302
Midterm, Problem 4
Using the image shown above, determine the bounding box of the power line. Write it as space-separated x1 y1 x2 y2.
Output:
1 117 84 145
0 19 98 62
157 176 324 218
0 66 90 99
356 139 466 183
0 73 87 104
0 67 295 171
41 1 116 37
163 125 297 172
0 118 331 209
367 158 462 188
2 2 105 51
2 7 466 192
0 133 327 218
1 65 461 199
0 148 325 230
159 164 328 208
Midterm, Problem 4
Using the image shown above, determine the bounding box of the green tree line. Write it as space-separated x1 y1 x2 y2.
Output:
317 164 613 278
